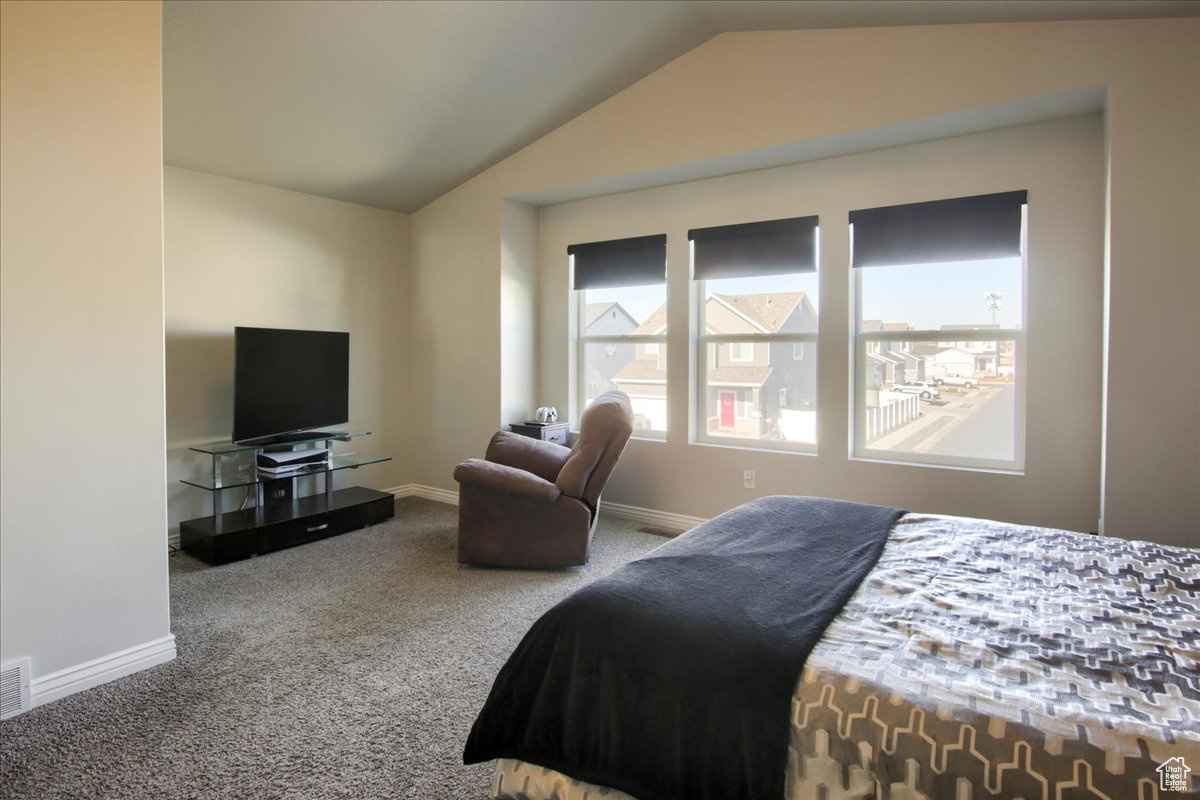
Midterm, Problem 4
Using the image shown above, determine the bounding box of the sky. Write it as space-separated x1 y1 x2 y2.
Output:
860 256 1022 329
582 256 1023 330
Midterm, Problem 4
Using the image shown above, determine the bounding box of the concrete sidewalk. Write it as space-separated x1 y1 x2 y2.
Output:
868 387 995 451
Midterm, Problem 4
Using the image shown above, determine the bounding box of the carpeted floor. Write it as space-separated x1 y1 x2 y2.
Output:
0 497 668 799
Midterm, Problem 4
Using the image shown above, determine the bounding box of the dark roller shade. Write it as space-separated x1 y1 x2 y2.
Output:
849 191 1027 268
569 234 666 290
689 216 818 280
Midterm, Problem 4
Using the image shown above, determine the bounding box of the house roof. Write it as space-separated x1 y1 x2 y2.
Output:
584 301 638 329
633 291 810 335
883 322 912 332
941 323 1001 331
630 303 668 335
706 365 774 386
584 302 616 327
612 359 666 383
616 360 774 387
713 292 806 333
915 344 981 359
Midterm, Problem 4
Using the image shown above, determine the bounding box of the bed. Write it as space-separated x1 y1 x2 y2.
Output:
464 496 1200 800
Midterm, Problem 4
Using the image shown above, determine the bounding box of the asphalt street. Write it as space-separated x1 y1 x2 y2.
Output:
926 384 1015 461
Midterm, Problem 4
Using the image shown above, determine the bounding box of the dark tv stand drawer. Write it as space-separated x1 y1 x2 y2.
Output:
180 486 394 565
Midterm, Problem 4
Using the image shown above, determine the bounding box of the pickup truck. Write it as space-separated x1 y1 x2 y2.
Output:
933 374 977 389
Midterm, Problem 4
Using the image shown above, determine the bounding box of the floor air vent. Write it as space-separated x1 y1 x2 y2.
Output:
0 657 32 720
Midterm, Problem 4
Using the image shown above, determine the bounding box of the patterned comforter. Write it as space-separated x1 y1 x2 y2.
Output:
493 514 1200 800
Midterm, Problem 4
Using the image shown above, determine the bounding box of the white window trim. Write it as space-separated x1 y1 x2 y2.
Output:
851 217 1028 472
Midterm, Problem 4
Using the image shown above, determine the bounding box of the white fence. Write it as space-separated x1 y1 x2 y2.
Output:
865 394 921 442
779 409 817 443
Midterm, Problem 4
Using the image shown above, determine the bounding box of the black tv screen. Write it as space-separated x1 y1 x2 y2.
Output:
233 327 349 444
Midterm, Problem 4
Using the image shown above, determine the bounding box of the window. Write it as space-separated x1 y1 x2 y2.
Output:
691 216 819 450
571 234 668 438
852 191 1026 470
729 342 753 362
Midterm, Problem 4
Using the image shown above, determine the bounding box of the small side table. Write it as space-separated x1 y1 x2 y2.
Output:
509 421 570 446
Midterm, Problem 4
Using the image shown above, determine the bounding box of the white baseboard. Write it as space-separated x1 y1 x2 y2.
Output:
387 484 460 505
168 486 701 546
167 530 181 549
387 484 704 534
600 501 706 534
31 633 177 709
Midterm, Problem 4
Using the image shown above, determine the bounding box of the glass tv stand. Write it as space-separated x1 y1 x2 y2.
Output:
179 430 394 564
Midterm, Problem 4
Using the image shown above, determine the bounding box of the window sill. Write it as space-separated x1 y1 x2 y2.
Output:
850 452 1024 476
580 430 666 444
691 437 816 456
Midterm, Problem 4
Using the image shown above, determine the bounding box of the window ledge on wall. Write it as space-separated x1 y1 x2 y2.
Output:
849 454 1024 476
575 430 668 445
690 438 817 457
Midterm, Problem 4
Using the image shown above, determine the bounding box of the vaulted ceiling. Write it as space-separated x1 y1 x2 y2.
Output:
164 0 1198 212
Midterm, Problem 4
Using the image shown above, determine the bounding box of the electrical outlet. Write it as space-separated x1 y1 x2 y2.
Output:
743 469 755 489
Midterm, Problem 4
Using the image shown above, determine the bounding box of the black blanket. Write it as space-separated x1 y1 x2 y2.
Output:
463 495 904 800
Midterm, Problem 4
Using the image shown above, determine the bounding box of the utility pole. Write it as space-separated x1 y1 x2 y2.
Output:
985 290 1004 325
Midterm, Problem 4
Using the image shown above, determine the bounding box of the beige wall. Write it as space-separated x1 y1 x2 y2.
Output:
500 200 539 426
164 167 410 532
410 186 503 488
1 1 172 678
539 116 1103 533
411 19 1199 547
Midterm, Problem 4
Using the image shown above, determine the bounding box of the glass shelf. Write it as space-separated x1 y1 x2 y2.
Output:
190 430 368 455
180 452 392 491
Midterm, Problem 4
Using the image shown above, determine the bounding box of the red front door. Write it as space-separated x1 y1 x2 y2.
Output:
719 391 735 427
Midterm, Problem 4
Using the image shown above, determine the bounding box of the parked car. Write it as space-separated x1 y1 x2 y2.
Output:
933 374 977 389
894 381 941 399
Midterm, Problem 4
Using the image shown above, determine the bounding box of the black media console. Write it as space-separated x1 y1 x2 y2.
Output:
178 431 394 565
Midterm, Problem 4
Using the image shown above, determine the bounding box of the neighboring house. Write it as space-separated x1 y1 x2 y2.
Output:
609 303 668 430
613 292 817 436
997 351 1016 377
873 350 909 384
899 350 926 382
914 344 979 379
939 324 1005 373
582 302 638 397
862 320 921 388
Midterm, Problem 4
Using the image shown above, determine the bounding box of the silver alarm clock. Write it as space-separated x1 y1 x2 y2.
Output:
534 406 558 423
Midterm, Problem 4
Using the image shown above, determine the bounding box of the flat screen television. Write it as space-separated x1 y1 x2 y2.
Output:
233 326 349 445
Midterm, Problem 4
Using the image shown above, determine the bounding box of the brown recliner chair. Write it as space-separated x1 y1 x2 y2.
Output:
453 391 634 568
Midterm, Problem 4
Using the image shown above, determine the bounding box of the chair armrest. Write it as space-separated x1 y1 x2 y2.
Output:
485 431 571 483
453 459 563 504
